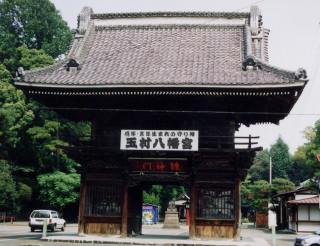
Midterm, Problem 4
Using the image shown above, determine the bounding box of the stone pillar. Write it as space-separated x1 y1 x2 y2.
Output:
163 200 180 229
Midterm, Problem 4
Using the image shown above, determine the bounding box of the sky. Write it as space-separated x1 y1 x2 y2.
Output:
50 0 320 154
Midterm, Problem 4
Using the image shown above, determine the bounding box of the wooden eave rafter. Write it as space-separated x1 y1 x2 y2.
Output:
18 83 305 100
16 81 305 92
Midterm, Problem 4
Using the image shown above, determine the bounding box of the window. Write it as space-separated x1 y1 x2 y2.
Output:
85 185 122 216
310 206 320 221
197 188 234 219
299 205 309 220
51 212 58 218
31 211 50 218
298 205 320 221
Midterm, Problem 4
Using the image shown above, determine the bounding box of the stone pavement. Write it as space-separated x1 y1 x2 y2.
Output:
41 223 271 246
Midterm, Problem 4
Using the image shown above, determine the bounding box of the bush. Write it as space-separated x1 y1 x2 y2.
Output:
241 218 249 223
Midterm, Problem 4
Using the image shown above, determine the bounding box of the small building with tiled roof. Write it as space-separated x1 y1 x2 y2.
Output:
277 187 320 232
287 195 320 232
287 195 319 205
14 6 307 240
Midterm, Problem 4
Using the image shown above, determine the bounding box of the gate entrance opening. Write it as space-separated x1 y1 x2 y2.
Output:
128 184 189 238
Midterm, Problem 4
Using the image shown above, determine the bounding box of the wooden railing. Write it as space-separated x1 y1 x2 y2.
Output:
199 135 259 149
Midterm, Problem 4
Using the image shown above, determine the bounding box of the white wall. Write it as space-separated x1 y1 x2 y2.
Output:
298 222 320 232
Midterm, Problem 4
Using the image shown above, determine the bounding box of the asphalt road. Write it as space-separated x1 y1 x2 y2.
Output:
0 222 299 246
241 224 297 246
0 222 79 246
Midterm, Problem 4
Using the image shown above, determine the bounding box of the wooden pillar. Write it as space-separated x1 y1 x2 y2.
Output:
189 178 196 239
121 182 128 237
136 186 143 235
78 173 86 235
128 185 143 236
234 177 241 240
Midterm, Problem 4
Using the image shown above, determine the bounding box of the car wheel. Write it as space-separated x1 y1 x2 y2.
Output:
61 223 66 231
51 225 56 232
31 227 35 232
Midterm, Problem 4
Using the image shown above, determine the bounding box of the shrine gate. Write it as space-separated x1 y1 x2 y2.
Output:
14 6 307 240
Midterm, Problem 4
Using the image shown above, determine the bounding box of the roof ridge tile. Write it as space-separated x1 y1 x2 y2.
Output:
91 11 250 20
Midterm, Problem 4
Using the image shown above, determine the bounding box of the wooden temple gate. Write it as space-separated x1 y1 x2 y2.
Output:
62 131 260 239
14 5 307 240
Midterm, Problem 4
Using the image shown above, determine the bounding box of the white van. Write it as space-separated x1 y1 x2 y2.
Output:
29 210 66 232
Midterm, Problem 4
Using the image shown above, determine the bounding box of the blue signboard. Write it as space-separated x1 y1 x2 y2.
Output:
142 204 158 223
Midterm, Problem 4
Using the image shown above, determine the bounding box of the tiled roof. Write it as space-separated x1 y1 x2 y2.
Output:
14 7 307 88
287 196 320 205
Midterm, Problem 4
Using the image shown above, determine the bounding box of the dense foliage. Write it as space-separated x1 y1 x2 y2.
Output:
243 121 320 219
0 160 19 213
270 138 293 180
241 176 295 218
303 120 320 190
143 185 186 216
0 0 90 217
0 0 71 71
38 171 80 211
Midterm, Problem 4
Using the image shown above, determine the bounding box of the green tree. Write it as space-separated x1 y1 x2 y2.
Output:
143 191 160 206
241 176 295 218
291 145 313 185
17 182 32 211
5 45 55 72
0 64 34 159
270 137 292 180
305 120 320 182
0 0 71 69
37 171 80 212
248 149 270 182
143 185 186 216
241 175 255 219
27 119 75 172
269 178 295 203
249 180 271 215
0 160 20 213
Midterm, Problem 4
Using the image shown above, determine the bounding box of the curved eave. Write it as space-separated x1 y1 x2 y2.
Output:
14 81 306 90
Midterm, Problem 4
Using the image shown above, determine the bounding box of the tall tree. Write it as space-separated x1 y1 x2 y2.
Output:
0 160 20 214
0 0 71 71
291 145 313 185
305 120 320 182
0 64 34 159
249 180 271 215
248 149 270 182
269 137 292 180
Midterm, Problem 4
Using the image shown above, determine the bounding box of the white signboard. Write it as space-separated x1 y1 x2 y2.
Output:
120 130 198 151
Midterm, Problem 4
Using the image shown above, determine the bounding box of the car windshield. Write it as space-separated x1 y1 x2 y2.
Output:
31 211 50 218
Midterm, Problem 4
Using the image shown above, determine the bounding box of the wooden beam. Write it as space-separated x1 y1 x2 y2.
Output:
234 177 241 240
121 182 128 237
78 174 86 235
189 177 196 239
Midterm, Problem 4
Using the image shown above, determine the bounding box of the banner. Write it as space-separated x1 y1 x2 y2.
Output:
120 130 198 151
